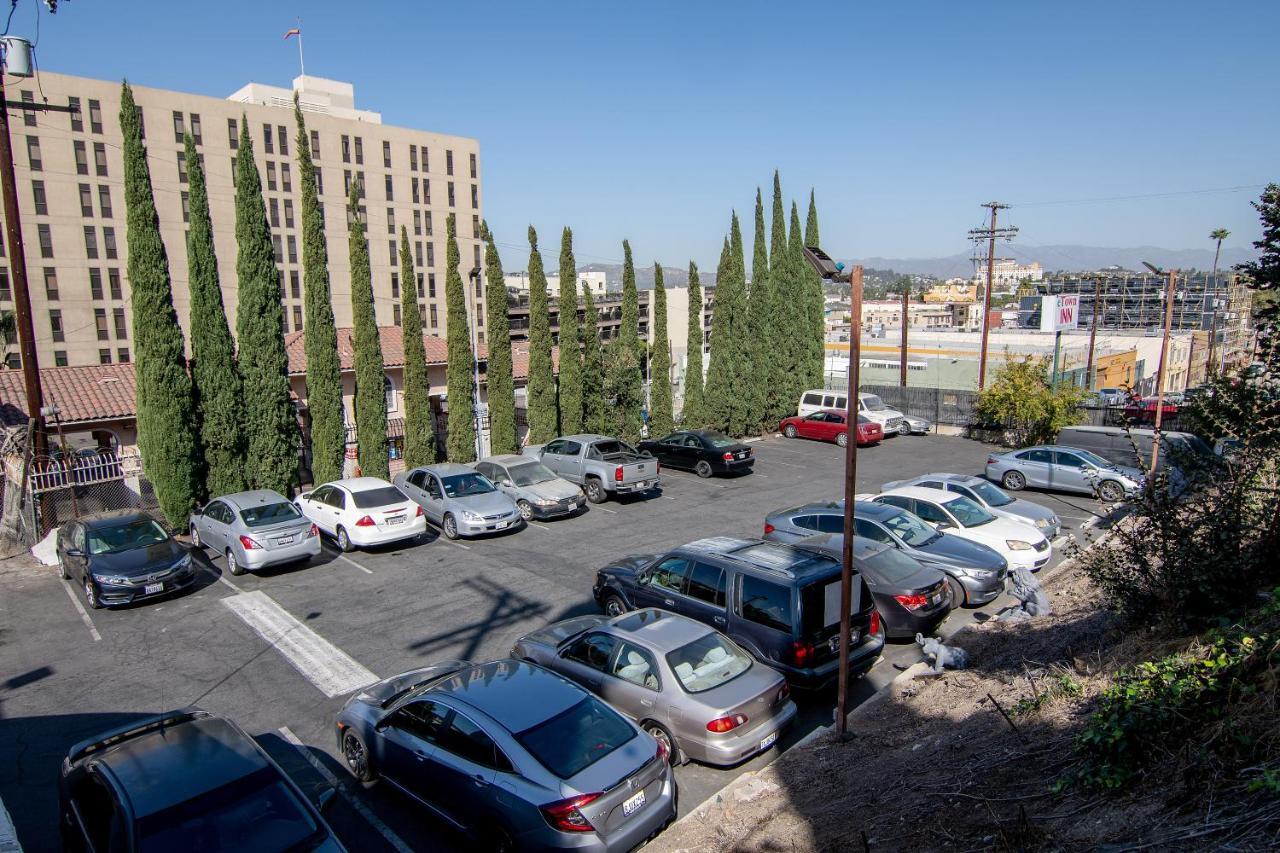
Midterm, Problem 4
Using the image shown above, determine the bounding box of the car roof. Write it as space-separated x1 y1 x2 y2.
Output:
429 659 588 734
794 532 893 560
879 485 960 502
219 490 290 510
556 434 611 443
679 537 839 580
769 500 899 521
96 715 271 819
479 455 535 467
421 463 477 476
81 510 158 530
605 609 714 652
329 476 397 491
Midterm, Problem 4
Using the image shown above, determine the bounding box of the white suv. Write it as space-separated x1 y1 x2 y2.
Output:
797 389 906 436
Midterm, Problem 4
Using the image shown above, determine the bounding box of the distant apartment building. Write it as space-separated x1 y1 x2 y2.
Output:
861 300 957 333
922 282 977 303
0 72 485 370
972 259 1043 291
503 269 608 299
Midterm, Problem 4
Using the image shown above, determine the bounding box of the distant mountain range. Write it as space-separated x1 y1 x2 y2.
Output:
845 244 1259 280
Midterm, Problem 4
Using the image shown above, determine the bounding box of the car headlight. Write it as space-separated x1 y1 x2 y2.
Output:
174 553 193 569
961 567 997 580
92 574 130 585
462 511 482 521
1033 517 1051 529
1005 540 1033 551
535 498 557 507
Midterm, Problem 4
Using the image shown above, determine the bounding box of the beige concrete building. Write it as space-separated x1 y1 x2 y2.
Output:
0 71 485 370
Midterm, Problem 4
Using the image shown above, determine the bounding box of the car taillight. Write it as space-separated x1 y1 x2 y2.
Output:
706 714 748 733
723 451 734 461
415 505 424 517
307 524 319 538
870 610 882 636
790 640 814 667
777 683 791 703
354 515 376 527
238 535 262 550
655 738 671 763
541 793 601 833
987 456 997 465
895 593 929 611
764 522 776 536
615 465 624 482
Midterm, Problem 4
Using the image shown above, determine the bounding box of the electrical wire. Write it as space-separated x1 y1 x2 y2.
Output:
1 0 17 38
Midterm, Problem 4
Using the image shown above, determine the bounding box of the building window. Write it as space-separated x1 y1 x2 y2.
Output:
103 227 117 260
54 351 67 367
68 96 82 132
37 224 53 258
424 179 431 205
314 167 323 195
385 174 393 201
357 171 366 198
43 267 57 299
429 304 438 328
409 145 418 171
269 198 280 227
420 147 429 171
177 150 188 183
190 113 202 145
89 268 103 300
426 242 435 268
108 268 122 300
73 140 87 174
172 110 185 143
415 241 423 267
95 308 108 340
88 99 103 134
411 177 420 204
113 307 127 339
472 214 480 238
284 199 294 228
382 140 391 168
267 162 277 191
470 184 478 209
473 244 482 276
49 309 63 342
428 273 436 298
425 212 432 236
181 191 190 223
292 305 303 330
31 180 47 215
287 235 298 264
413 209 421 236
98 185 113 218
263 123 273 154
391 272 400 298
20 91 35 126
393 303 401 326
272 235 283 263
343 169 352 195
386 207 395 235
447 181 455 207
93 142 108 176
228 117 238 149
310 129 320 158
26 135 41 171
277 125 288 156
354 136 363 165
99 348 112 365
384 376 396 412
281 162 292 192
388 240 397 266
341 135 350 163
446 149 454 175
117 348 130 363
84 226 99 259
470 152 477 179
290 270 301 299
416 272 424 298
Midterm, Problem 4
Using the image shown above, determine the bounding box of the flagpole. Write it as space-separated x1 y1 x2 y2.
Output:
297 28 305 77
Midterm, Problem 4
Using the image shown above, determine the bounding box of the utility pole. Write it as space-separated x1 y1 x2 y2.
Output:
899 278 909 386
1147 267 1178 475
835 264 863 738
969 202 1017 390
1085 278 1101 390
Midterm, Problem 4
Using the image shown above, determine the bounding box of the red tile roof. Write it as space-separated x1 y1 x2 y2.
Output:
285 326 553 381
0 363 138 427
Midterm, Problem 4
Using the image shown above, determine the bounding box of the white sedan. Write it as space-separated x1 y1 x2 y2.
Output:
869 485 1052 571
293 477 426 552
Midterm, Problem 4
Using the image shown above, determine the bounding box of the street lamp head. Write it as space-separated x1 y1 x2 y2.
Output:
1142 261 1163 276
802 246 850 282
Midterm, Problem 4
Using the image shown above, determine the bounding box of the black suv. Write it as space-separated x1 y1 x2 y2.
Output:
593 537 883 688
59 708 345 852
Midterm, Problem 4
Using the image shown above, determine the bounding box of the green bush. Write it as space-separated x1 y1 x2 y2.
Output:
974 355 1085 447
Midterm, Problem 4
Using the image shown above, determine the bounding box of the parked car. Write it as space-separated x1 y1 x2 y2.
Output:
395 463 522 539
797 389 906 435
1123 395 1178 424
592 537 884 689
985 445 1146 503
294 477 426 551
881 473 1061 538
637 429 755 478
475 454 584 521
870 486 1052 572
779 409 882 447
59 707 345 852
525 434 661 504
761 500 1006 608
789 533 951 639
901 414 932 435
1055 425 1213 474
56 511 197 610
190 489 321 575
1095 387 1127 407
336 659 676 851
513 609 796 766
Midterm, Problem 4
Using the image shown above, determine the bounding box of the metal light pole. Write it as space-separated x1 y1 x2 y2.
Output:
1142 263 1178 475
466 267 484 461
899 280 909 387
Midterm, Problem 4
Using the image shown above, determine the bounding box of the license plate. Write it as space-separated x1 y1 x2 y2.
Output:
275 535 295 545
828 632 860 652
737 452 748 459
144 582 163 595
760 732 778 751
494 520 508 529
385 516 405 525
621 789 646 817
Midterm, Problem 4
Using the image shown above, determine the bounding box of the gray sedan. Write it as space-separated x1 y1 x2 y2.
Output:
985 445 1146 503
901 414 932 435
189 490 321 575
882 473 1061 538
513 609 796 767
394 463 522 539
475 454 585 521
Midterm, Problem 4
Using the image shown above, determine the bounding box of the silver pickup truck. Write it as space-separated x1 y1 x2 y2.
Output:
524 434 660 504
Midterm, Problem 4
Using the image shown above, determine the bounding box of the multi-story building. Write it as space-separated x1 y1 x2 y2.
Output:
972 259 1043 292
504 270 608 299
0 72 485 369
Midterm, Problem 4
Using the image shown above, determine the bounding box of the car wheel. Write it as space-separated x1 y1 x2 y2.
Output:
442 514 460 540
946 576 966 609
601 592 628 618
1001 470 1026 491
226 549 246 576
478 823 515 853
57 556 69 580
836 432 849 448
694 460 713 479
190 524 202 549
584 478 606 504
1098 480 1124 503
642 721 682 765
337 526 354 552
516 500 534 521
83 578 102 610
899 423 911 436
783 425 798 439
341 729 376 784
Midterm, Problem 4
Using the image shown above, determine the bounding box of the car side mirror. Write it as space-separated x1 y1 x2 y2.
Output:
192 505 205 516
499 478 512 486
374 715 393 732
65 548 84 558
636 570 651 585
299 492 312 501
316 787 337 813
935 520 953 530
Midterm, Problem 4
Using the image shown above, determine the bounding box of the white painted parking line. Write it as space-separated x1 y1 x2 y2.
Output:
222 591 378 697
765 459 805 467
1052 535 1070 549
451 541 472 550
59 578 102 642
0 790 22 853
277 727 414 853
321 545 374 575
596 507 618 514
529 522 552 530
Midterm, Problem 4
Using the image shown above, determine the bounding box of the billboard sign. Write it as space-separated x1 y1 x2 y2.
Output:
1039 294 1079 332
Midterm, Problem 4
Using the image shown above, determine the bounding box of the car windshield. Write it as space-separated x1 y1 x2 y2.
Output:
864 545 931 582
507 462 556 487
86 519 169 555
666 633 752 693
441 473 495 498
881 511 939 547
350 485 408 508
944 495 996 527
702 431 737 448
239 501 303 528
136 767 320 853
968 480 1014 507
862 395 887 411
515 696 636 779
1070 448 1113 468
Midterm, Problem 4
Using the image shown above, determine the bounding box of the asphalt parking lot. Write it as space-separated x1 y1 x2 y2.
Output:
0 432 1108 852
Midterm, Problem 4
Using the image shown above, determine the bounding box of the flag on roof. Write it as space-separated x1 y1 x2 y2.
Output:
283 27 300 39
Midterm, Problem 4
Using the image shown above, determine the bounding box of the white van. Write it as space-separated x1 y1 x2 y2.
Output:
797 389 906 436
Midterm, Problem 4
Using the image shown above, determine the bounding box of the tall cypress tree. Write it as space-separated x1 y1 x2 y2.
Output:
681 261 705 427
443 214 477 462
525 227 557 443
557 228 583 434
787 200 811 408
704 235 737 433
615 239 644 437
748 187 782 427
768 172 803 416
348 182 388 479
293 97 345 487
726 214 752 436
184 132 243 500
649 264 673 437
581 284 608 434
804 189 827 389
482 223 517 455
120 83 197 526
621 240 640 356
234 119 300 493
399 226 434 466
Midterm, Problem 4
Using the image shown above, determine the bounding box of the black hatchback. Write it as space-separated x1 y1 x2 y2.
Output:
593 537 883 688
637 430 754 478
57 511 196 609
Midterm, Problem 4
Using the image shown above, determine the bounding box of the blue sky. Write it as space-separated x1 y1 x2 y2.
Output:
27 0 1278 271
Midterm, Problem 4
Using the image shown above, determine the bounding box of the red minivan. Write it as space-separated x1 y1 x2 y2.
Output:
779 408 883 448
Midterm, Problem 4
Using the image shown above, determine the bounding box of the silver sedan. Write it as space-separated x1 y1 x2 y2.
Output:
475 454 585 521
513 609 796 767
985 445 1146 503
189 490 321 575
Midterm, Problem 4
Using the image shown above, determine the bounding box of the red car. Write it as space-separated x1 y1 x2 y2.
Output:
779 408 883 447
1123 396 1178 424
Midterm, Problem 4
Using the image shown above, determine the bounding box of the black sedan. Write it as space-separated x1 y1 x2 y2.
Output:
56 511 196 609
792 532 952 639
638 429 754 478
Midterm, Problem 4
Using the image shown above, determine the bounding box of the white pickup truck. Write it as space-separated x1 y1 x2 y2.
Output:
524 434 660 504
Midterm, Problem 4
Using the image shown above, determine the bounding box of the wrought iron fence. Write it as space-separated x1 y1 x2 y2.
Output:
26 449 159 537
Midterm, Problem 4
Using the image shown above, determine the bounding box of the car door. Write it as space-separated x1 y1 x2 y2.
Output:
675 560 729 630
298 485 332 532
855 517 897 547
421 474 447 524
324 486 349 533
633 555 691 611
909 498 955 530
796 413 824 439
425 708 508 830
734 573 795 665
826 413 848 443
201 500 232 551
655 434 687 469
557 631 617 692
1051 451 1092 493
1015 449 1054 488
63 769 127 853
599 639 663 721
540 439 571 478
401 468 430 507
377 698 449 805
59 522 89 583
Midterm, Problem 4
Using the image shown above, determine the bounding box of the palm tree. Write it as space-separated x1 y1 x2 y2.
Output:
1210 228 1230 284
1208 228 1230 375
